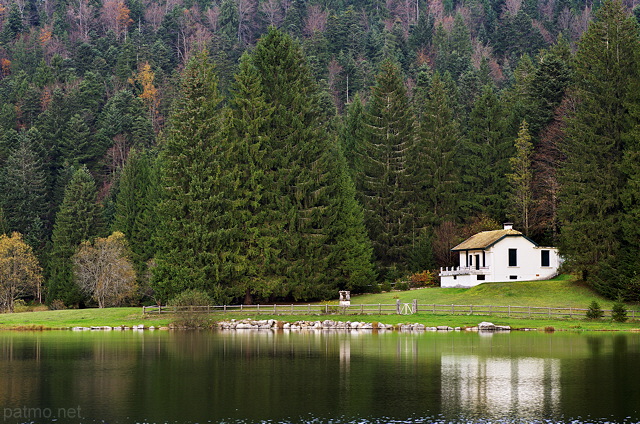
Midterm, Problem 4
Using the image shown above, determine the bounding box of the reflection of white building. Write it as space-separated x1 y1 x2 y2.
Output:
441 355 561 419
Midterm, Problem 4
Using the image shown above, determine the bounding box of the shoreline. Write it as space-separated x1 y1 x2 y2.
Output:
2 317 640 332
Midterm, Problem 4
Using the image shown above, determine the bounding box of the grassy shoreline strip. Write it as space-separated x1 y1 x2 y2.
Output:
2 308 640 332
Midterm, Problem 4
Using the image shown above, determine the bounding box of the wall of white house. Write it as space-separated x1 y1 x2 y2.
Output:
440 237 561 288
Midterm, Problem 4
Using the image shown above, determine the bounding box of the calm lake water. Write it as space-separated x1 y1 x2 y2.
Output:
0 329 638 424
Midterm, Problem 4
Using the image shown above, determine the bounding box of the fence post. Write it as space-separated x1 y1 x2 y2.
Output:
413 299 417 313
569 307 572 318
433 304 435 313
470 305 473 315
396 299 401 315
274 304 277 314
257 304 260 314
508 305 510 317
549 307 551 318
451 304 454 314
379 303 381 314
361 304 364 314
224 305 227 313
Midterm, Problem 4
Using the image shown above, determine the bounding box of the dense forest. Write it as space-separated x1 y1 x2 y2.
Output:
1 0 639 307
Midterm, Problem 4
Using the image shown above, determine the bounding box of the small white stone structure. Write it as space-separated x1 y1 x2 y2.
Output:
339 290 351 307
439 223 561 288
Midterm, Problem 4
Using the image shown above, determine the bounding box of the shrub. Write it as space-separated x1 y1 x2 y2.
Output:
408 270 437 287
168 289 213 307
169 289 214 329
380 281 392 292
370 284 382 294
395 281 410 291
49 299 66 311
586 301 604 319
611 300 628 323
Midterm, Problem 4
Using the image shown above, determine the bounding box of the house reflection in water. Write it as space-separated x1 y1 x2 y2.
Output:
441 354 561 419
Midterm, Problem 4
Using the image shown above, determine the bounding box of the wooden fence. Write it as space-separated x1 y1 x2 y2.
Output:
142 301 637 320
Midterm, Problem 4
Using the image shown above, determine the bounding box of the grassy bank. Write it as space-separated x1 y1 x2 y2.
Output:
2 307 640 332
2 275 639 331
347 275 627 309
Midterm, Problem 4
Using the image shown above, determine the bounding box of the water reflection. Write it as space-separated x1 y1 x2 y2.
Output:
0 330 638 423
441 355 561 419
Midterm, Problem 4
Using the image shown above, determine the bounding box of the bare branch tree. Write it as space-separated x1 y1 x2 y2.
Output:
261 0 283 27
73 232 136 308
304 5 328 37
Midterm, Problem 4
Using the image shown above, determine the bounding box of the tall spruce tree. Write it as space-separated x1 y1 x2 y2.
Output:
227 28 375 301
113 148 159 287
507 120 534 235
152 51 230 304
459 85 513 222
47 166 103 306
0 132 48 249
559 0 640 298
414 72 461 227
357 60 415 275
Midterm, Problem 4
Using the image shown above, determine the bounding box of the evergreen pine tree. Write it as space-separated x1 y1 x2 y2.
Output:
0 133 48 249
235 28 375 300
113 148 159 287
559 0 640 298
507 120 535 235
357 59 415 274
152 51 230 304
459 85 513 221
47 166 103 306
414 72 461 227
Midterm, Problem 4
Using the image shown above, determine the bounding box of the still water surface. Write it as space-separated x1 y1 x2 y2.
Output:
0 329 638 424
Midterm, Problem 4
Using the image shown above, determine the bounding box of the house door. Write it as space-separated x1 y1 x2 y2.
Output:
475 254 480 270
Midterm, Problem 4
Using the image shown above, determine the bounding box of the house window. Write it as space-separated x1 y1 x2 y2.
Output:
541 250 550 267
477 275 485 281
508 249 517 267
510 275 518 280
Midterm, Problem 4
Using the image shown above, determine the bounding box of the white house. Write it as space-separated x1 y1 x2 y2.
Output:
439 223 561 288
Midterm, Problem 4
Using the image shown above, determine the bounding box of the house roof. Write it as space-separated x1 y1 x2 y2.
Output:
451 229 537 251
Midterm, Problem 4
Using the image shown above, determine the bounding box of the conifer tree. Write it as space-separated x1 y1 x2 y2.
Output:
113 148 159 286
559 0 640 298
47 166 103 306
230 28 374 300
507 120 534 235
357 60 415 274
340 94 367 176
152 51 230 304
414 72 461 227
0 133 48 249
459 85 513 221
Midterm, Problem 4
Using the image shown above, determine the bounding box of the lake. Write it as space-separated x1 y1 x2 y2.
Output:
0 329 638 424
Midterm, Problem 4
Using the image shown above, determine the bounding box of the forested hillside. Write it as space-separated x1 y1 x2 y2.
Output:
1 0 639 306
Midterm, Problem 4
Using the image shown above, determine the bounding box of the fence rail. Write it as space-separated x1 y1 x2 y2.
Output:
142 302 636 320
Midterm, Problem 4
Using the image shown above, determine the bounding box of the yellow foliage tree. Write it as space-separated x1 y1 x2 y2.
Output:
136 62 160 131
72 231 137 308
0 232 43 312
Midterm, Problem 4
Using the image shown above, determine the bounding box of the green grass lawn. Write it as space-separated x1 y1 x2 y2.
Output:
347 274 631 310
0 307 171 329
1 275 639 331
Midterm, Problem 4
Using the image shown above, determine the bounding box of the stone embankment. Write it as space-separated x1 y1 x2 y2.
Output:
216 319 512 332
